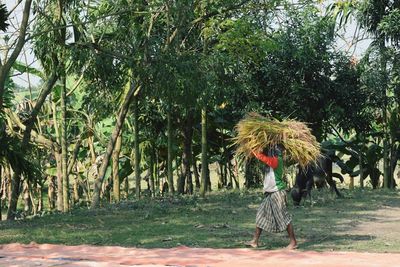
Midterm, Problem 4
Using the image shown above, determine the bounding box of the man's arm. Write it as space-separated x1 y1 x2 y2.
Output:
253 152 278 169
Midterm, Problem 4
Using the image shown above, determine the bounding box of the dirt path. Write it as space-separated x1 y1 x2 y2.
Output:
1 243 399 267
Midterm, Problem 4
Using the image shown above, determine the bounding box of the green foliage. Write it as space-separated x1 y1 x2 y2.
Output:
323 137 383 187
0 134 42 185
378 9 400 43
215 18 275 63
12 61 45 80
357 0 388 36
4 0 400 214
237 6 364 140
0 73 16 128
327 0 357 28
329 55 371 134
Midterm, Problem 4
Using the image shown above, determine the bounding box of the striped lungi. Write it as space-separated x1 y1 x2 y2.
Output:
256 190 292 233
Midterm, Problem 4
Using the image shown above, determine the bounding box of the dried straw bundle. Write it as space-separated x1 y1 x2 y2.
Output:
233 113 321 167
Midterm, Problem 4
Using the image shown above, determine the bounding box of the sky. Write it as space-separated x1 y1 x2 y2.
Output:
2 0 371 88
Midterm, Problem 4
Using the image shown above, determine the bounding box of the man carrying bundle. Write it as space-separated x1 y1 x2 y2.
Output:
234 113 320 249
246 145 297 249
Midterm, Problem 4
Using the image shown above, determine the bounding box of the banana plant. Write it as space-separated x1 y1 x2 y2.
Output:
322 133 384 189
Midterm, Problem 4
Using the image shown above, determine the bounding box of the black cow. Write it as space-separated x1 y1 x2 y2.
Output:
291 156 344 205
291 166 314 206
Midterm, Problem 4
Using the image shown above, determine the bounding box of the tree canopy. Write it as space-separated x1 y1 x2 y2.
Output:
0 0 399 219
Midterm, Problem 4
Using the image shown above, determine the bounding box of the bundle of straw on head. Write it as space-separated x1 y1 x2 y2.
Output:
233 113 321 167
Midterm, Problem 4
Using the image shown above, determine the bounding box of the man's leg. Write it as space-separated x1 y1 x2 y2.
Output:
286 222 297 249
246 227 262 248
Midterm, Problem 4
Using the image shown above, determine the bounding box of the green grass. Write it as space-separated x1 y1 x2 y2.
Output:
0 189 399 252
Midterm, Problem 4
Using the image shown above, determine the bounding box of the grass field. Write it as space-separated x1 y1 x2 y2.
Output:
1 188 399 253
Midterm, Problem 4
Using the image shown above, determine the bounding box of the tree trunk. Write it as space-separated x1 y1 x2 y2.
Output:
5 164 12 210
149 146 156 197
176 156 183 183
389 144 399 188
112 133 122 202
61 75 69 212
3 164 12 219
224 162 228 188
55 149 64 211
185 167 193 195
134 96 141 198
91 82 137 209
221 128 229 188
23 181 30 214
48 176 55 210
0 165 2 220
218 163 224 189
124 177 129 199
167 106 175 194
155 152 160 193
177 154 185 194
182 112 194 194
5 73 57 220
244 159 257 189
359 143 364 189
234 158 240 189
227 161 233 188
28 182 37 215
207 164 211 191
200 108 208 197
383 139 390 188
88 135 97 164
71 176 78 204
67 139 81 176
349 176 354 190
37 184 43 212
0 1 33 219
7 166 22 220
192 152 200 189
228 160 239 189
52 94 64 211
379 39 391 189
67 140 81 205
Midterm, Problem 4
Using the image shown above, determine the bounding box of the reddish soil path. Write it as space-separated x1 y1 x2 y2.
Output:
0 243 399 266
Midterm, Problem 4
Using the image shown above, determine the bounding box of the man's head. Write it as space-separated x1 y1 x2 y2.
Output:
262 144 285 156
276 144 285 153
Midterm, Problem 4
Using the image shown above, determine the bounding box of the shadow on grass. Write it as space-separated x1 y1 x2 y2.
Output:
287 188 400 252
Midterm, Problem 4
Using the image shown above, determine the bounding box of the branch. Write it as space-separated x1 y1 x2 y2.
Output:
191 0 252 25
329 123 352 146
329 124 361 157
8 0 24 15
0 0 32 107
2 0 32 70
5 108 59 150
54 71 85 105
21 71 58 148
69 42 135 63
68 137 82 176
26 8 159 42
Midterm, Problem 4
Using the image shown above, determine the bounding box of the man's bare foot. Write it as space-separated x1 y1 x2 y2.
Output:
286 242 298 250
244 240 258 248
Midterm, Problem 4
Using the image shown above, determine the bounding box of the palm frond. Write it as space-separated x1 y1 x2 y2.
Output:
0 4 9 32
0 134 42 184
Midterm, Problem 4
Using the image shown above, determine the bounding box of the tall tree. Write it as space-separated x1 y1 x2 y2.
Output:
358 0 400 188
